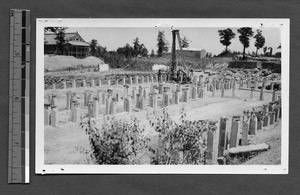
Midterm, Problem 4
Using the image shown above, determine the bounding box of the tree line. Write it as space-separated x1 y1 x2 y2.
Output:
44 27 190 68
45 26 279 68
217 27 279 59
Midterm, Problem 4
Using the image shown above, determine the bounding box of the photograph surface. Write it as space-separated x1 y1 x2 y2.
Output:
36 19 289 174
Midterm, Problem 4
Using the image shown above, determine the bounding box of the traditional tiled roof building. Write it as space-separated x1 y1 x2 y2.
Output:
44 31 89 58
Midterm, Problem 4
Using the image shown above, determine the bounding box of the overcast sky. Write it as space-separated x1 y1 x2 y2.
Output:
66 27 281 56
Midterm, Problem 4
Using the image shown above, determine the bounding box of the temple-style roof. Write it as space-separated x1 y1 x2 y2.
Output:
44 32 89 47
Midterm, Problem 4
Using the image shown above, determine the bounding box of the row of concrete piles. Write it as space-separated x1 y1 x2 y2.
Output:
166 99 282 165
45 74 280 127
43 83 246 128
154 98 281 164
48 73 171 90
239 75 281 90
48 70 280 93
239 76 280 101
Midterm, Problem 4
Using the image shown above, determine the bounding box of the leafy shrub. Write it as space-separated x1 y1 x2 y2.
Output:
80 116 150 164
102 51 127 69
147 107 209 165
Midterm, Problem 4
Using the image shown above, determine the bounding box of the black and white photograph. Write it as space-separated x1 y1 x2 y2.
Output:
36 19 289 174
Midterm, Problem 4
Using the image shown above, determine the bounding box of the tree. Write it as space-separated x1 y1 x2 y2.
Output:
218 28 236 52
132 37 148 57
268 47 273 56
180 36 190 48
116 46 125 57
140 47 148 57
237 27 254 60
89 39 98 56
275 44 281 58
44 27 67 48
103 51 126 68
96 45 107 58
150 49 155 57
253 29 265 56
54 28 67 55
263 46 268 55
156 31 169 57
117 43 135 59
133 37 141 57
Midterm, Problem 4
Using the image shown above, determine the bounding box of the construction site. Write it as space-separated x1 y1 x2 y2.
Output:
43 29 282 165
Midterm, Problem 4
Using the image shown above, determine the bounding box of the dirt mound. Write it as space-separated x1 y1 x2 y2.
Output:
45 55 105 71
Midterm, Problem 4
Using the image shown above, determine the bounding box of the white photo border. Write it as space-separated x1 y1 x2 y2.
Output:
36 18 289 174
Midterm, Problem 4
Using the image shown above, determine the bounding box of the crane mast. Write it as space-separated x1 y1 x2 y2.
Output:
170 29 190 82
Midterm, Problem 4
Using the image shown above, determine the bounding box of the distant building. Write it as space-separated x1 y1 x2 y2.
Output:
200 49 206 59
44 31 90 58
176 48 207 59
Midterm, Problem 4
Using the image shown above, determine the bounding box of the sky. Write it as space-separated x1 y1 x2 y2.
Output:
66 27 281 56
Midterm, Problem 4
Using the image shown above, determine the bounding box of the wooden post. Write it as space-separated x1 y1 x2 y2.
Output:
109 98 116 115
249 113 258 135
241 113 250 146
50 95 58 108
82 79 86 87
98 78 102 86
173 91 179 104
218 118 227 157
263 115 270 127
182 90 188 102
229 116 241 148
50 107 58 127
162 93 169 107
221 81 225 98
149 93 158 109
272 89 277 101
135 75 139 84
250 87 254 99
62 81 67 89
259 88 265 101
52 83 56 90
132 89 136 100
70 101 80 123
92 98 99 118
72 79 76 88
209 120 220 163
44 104 51 125
212 80 216 97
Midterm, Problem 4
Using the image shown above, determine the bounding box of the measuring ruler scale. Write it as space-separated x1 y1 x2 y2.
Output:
8 9 30 184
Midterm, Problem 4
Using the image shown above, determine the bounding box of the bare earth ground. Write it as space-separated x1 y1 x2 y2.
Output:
243 121 281 165
44 84 281 165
